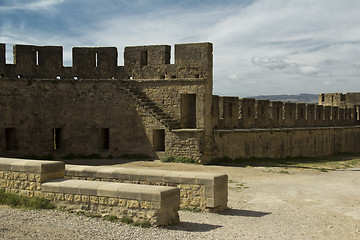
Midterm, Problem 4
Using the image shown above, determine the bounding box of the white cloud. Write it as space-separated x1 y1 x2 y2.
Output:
1 0 360 96
0 0 65 11
251 56 325 76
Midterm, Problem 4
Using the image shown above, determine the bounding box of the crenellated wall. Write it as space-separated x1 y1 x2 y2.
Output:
0 42 214 162
0 42 212 81
1 41 360 162
213 97 355 130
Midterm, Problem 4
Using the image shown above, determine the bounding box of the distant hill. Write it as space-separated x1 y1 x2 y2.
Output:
249 93 318 103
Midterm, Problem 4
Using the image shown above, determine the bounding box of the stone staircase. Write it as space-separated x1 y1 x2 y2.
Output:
121 81 181 129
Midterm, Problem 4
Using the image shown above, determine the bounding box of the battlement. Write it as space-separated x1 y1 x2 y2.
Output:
213 96 355 129
319 92 360 109
0 42 212 80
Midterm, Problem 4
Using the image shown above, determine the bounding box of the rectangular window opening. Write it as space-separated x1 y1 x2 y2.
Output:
181 94 197 128
99 128 110 150
140 50 148 67
95 52 98 67
53 128 63 150
321 94 325 102
5 128 16 151
228 102 233 117
153 129 165 151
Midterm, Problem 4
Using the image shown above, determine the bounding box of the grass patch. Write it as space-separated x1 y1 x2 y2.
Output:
0 190 55 210
74 211 86 216
228 182 249 190
120 216 133 224
132 220 151 228
62 153 102 160
119 216 151 227
104 215 118 222
265 169 290 174
180 207 202 213
161 156 198 164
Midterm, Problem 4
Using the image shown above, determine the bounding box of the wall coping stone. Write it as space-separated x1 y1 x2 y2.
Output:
171 129 205 133
214 125 360 133
0 157 65 174
42 179 179 204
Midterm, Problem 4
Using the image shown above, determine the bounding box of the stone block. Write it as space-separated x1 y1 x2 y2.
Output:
65 165 228 212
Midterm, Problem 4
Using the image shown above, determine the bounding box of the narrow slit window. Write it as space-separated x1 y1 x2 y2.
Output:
53 128 63 150
153 129 165 151
5 128 16 151
95 52 98 67
140 51 148 67
99 128 110 150
228 102 233 117
321 94 325 102
36 50 39 66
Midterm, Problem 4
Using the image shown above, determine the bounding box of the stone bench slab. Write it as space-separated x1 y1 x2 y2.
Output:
65 165 228 211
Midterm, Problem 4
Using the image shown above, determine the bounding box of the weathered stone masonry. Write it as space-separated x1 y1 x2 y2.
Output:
65 164 228 212
0 157 181 226
0 42 360 162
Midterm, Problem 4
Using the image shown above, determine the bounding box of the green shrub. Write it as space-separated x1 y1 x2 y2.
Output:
161 156 198 164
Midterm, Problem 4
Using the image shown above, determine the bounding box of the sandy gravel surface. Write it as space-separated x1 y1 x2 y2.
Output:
1 161 360 239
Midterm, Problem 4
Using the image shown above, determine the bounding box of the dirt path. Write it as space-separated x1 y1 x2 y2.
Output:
116 161 360 239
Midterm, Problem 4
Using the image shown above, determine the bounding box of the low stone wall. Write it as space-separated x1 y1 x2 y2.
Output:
42 179 179 226
65 165 228 212
0 158 180 226
0 158 64 197
214 126 360 159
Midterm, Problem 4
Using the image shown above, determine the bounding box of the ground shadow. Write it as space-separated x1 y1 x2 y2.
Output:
164 222 222 232
207 153 360 171
219 209 271 217
61 158 152 166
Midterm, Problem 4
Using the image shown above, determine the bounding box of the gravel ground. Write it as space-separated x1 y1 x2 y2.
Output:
1 162 360 240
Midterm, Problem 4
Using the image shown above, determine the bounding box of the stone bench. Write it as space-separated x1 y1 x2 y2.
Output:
0 157 64 197
42 179 180 226
65 165 228 212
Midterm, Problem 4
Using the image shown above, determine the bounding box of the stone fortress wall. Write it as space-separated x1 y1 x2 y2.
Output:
213 96 355 129
0 42 213 161
0 42 360 162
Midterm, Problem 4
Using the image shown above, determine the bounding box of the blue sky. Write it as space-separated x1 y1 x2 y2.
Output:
1 0 360 97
